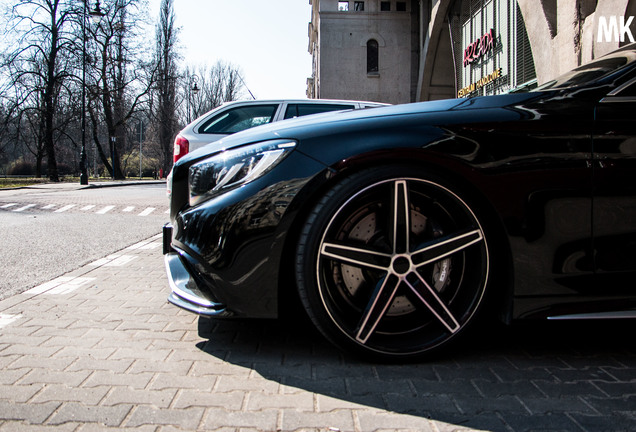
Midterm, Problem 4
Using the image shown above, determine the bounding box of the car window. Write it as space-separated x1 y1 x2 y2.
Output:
284 103 354 119
615 79 636 97
198 104 279 134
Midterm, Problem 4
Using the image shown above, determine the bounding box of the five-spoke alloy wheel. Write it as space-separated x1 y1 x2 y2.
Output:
296 168 490 360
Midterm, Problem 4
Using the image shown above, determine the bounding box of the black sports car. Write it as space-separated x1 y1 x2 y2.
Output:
164 44 636 360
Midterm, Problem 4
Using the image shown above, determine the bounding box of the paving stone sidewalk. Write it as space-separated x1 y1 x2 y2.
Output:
0 234 634 432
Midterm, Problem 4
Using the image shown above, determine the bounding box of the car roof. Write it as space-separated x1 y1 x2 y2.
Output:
215 99 387 106
181 99 389 134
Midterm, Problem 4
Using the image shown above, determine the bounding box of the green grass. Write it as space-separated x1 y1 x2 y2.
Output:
0 178 49 189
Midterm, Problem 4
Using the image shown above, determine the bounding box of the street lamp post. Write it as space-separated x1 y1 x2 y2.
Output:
111 136 116 180
138 118 143 179
188 75 200 123
80 1 105 185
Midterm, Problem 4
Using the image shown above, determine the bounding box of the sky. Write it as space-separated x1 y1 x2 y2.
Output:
148 0 314 100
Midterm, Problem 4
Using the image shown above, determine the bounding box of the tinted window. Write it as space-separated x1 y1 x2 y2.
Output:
616 79 636 97
198 104 278 134
284 104 354 119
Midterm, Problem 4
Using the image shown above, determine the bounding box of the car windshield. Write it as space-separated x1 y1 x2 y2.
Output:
534 44 636 91
199 104 278 134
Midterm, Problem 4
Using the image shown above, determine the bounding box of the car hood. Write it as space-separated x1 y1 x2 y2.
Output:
181 92 542 163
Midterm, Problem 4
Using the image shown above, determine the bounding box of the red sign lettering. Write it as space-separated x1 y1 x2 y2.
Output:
463 29 495 67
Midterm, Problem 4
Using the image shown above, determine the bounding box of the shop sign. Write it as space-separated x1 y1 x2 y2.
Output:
463 29 495 67
458 68 502 98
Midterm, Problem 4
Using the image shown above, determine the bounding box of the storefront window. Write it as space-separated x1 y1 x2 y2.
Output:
449 0 537 98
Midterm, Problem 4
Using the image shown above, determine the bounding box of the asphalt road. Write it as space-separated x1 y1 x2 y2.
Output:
0 181 169 300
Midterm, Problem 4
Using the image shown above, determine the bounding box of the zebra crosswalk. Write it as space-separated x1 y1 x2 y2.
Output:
0 201 169 216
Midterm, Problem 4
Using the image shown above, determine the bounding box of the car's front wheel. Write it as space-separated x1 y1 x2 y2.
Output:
295 167 491 360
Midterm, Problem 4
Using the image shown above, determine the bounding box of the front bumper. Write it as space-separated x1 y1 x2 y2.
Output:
164 149 329 319
163 224 230 317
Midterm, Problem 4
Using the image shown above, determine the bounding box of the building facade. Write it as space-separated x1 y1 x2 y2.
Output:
309 0 636 103
307 0 420 104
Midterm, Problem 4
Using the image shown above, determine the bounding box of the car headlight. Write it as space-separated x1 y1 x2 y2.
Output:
188 140 296 206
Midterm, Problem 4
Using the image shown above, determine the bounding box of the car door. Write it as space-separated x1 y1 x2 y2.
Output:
593 75 636 298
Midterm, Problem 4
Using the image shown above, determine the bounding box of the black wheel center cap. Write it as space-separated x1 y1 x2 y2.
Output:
392 256 411 275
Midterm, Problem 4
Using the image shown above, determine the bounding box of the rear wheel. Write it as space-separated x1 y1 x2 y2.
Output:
295 167 491 360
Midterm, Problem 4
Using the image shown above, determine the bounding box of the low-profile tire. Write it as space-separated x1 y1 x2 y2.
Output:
295 166 491 360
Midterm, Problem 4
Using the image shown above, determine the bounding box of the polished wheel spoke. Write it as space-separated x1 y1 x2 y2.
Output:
406 273 461 333
310 174 490 358
321 242 392 271
391 180 410 254
412 229 483 268
355 274 401 344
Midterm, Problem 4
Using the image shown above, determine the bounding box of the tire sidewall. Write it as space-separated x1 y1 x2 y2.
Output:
295 165 490 360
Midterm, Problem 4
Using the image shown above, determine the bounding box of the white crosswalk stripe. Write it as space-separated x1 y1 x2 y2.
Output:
138 207 155 217
96 205 115 214
2 202 167 216
55 204 76 213
14 204 36 212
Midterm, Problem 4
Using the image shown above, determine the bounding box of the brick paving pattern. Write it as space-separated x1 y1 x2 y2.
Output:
0 234 635 431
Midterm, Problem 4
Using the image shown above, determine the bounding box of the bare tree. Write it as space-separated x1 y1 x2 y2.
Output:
0 69 47 176
0 88 26 172
86 0 155 180
0 0 248 179
2 0 78 181
17 86 47 175
151 0 179 174
181 61 247 124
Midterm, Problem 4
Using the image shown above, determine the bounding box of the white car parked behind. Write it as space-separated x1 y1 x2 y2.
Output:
173 99 387 163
